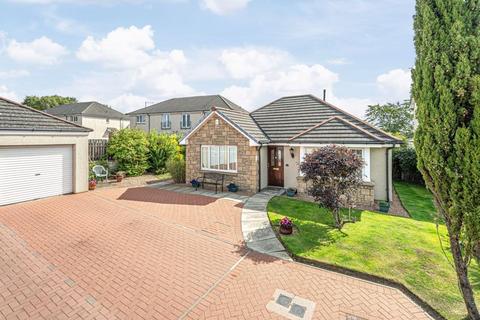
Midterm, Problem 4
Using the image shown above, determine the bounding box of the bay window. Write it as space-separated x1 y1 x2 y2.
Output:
201 145 237 172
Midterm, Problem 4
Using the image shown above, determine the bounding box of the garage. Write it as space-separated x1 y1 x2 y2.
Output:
0 146 73 206
0 97 91 206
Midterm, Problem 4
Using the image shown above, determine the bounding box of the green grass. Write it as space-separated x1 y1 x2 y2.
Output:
156 172 172 181
394 181 438 223
268 196 480 320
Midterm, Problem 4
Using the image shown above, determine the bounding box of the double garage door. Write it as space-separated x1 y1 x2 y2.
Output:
0 146 73 206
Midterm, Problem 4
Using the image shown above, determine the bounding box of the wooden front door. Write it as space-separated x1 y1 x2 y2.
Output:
268 146 284 187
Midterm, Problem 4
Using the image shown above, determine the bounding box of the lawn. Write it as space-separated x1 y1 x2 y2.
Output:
157 172 172 181
394 181 438 223
268 196 480 320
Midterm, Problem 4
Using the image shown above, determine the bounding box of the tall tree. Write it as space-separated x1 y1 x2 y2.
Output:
365 100 414 138
413 0 480 318
23 95 77 111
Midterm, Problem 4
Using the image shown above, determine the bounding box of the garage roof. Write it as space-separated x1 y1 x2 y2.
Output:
0 97 92 132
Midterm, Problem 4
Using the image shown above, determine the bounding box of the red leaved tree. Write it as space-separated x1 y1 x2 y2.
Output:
300 145 363 229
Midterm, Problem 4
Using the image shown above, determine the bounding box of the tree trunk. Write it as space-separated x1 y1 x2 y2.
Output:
448 230 480 319
332 208 342 230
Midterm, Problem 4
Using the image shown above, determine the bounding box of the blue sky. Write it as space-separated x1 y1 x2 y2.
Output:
0 0 414 116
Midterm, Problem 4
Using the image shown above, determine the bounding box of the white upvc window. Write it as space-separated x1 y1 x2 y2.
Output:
181 113 191 129
68 115 78 122
161 113 171 129
201 145 237 173
299 146 370 182
136 115 146 124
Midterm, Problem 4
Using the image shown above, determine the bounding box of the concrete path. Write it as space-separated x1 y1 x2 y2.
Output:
241 188 292 261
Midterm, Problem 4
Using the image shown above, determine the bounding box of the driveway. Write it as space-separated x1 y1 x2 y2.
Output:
0 187 431 320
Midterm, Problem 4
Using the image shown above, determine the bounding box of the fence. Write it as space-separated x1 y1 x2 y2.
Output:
88 139 108 161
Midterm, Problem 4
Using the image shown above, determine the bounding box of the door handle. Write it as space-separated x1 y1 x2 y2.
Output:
35 173 41 176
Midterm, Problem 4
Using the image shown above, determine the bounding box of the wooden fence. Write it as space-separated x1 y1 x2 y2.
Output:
88 139 108 161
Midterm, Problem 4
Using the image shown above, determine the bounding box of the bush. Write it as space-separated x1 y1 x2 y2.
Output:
392 147 424 184
107 129 149 176
147 132 182 174
166 156 185 183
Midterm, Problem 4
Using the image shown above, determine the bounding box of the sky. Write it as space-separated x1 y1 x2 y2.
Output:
0 0 414 117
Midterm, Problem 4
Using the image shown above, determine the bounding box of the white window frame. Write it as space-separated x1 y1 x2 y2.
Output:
161 113 171 129
136 115 146 124
299 146 370 182
201 145 237 173
181 113 191 129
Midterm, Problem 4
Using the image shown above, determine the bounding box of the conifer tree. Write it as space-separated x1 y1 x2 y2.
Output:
413 0 480 318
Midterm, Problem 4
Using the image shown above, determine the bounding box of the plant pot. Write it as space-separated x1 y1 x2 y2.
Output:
379 202 390 213
227 185 238 192
89 184 96 191
286 188 297 197
116 175 123 183
279 225 293 235
191 182 201 188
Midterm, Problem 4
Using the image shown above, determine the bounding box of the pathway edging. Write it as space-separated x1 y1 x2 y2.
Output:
241 188 292 261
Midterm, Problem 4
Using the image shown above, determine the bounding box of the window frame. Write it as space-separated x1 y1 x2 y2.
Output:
161 113 171 129
201 145 238 173
181 113 191 129
136 115 146 124
299 146 370 182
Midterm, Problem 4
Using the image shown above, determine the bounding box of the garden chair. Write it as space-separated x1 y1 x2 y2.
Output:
92 165 108 183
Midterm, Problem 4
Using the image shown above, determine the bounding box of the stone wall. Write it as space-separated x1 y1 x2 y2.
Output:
296 176 375 208
185 114 259 193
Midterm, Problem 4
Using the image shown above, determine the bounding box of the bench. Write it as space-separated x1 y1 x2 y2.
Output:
198 173 225 193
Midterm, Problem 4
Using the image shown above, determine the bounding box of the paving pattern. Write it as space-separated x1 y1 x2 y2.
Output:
0 187 432 319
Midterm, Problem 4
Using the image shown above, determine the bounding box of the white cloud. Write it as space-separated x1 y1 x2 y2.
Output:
6 36 68 65
376 68 411 102
108 93 149 112
0 69 30 79
76 25 155 68
201 0 250 15
0 85 18 101
220 47 290 79
222 64 339 111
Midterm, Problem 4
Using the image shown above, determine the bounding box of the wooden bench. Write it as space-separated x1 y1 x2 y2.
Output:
198 173 225 193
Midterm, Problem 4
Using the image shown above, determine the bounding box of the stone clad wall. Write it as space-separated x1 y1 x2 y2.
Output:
185 114 259 193
296 177 375 208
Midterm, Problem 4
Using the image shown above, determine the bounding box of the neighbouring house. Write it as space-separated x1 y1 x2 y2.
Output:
45 101 130 139
0 97 91 206
180 94 402 206
127 95 245 134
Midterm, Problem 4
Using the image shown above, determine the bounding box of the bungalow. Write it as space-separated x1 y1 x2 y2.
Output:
180 94 402 206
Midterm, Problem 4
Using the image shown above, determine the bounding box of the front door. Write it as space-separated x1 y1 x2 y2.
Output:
268 146 284 187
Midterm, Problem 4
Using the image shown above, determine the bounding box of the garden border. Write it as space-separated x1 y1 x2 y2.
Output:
267 198 446 320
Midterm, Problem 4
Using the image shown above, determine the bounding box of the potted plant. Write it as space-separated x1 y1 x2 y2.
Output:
89 179 97 191
116 171 126 183
379 201 390 213
286 187 297 197
190 179 201 189
279 216 293 235
227 182 238 192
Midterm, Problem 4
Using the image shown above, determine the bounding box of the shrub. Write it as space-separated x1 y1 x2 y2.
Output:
147 132 182 174
166 156 186 183
392 147 424 185
107 129 149 176
300 145 363 229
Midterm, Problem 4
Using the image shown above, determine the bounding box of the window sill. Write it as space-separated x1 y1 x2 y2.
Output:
201 168 237 174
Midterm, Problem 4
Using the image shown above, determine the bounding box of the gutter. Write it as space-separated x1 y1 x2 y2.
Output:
386 144 396 202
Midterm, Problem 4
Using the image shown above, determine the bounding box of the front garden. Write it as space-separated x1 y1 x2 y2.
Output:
267 189 480 319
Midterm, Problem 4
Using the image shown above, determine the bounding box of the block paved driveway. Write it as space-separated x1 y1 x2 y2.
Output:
0 187 431 320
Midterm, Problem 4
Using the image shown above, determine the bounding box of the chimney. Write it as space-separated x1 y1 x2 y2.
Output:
323 89 327 101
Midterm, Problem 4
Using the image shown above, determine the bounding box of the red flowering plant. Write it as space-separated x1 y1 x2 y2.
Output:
280 216 293 228
89 179 97 188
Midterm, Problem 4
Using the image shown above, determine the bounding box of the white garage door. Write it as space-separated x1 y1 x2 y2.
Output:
0 146 73 206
